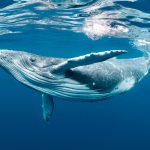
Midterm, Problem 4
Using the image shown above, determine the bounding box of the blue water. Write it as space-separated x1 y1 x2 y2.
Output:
0 0 150 149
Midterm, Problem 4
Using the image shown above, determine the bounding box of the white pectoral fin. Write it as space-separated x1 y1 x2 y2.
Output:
42 94 54 122
53 50 127 73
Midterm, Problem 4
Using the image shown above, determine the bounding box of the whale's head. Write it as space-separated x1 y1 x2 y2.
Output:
0 50 64 68
0 50 65 89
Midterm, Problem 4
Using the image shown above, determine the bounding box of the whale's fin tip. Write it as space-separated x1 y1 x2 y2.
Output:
53 50 127 73
42 94 54 122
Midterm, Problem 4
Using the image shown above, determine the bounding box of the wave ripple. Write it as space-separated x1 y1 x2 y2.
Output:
0 0 149 56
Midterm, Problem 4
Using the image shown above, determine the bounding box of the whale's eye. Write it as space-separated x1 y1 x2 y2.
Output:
30 57 36 62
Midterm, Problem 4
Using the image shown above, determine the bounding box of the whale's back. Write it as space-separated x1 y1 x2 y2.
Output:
64 57 148 96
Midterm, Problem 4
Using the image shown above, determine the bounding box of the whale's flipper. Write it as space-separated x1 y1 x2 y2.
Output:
53 50 127 73
42 94 54 122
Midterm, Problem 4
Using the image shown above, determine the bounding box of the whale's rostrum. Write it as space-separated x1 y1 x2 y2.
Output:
0 50 149 122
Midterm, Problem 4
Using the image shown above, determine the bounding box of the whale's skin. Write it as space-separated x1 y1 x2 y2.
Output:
0 50 149 101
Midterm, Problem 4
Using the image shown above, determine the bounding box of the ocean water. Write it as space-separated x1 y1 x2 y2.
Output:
0 0 150 149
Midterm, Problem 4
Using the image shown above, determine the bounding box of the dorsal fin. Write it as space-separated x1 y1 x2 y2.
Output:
52 50 127 73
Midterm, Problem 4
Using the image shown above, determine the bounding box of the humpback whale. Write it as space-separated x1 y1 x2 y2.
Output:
0 50 149 122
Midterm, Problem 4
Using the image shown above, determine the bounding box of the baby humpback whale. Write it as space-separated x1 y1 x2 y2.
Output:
0 50 149 122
